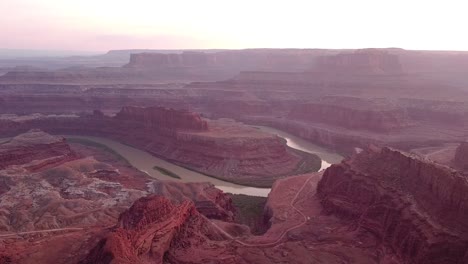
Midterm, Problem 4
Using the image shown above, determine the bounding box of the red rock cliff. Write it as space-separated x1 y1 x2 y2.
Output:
82 195 227 264
317 146 468 263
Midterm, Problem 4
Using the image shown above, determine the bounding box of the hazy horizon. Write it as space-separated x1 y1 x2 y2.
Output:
1 0 468 52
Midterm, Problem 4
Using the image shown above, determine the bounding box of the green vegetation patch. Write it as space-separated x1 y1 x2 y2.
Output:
153 166 181 179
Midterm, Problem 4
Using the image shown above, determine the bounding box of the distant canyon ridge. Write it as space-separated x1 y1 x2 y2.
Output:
0 48 467 157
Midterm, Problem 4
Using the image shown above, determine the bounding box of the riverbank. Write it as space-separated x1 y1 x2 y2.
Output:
1 125 341 196
65 135 272 197
62 125 342 194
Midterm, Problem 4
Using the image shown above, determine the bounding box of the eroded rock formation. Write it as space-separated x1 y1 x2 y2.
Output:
82 195 228 264
0 130 237 233
317 146 468 264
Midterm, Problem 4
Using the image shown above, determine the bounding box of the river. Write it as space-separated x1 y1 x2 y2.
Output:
252 126 344 170
1 127 342 197
66 127 342 197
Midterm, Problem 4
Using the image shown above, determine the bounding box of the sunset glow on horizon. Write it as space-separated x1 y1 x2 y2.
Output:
1 0 468 52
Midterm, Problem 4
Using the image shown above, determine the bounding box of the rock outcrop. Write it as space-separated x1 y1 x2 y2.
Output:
81 195 228 264
455 142 468 170
317 146 468 264
0 133 148 232
0 130 237 233
0 129 76 170
314 49 403 74
147 181 235 222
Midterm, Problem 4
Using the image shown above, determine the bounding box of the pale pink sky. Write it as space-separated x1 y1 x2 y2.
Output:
1 0 467 51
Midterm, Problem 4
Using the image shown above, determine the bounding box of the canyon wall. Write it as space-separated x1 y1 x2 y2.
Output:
115 106 208 132
317 146 468 264
288 96 409 132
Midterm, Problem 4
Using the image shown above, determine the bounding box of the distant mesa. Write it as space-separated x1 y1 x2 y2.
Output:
313 49 403 74
124 51 214 68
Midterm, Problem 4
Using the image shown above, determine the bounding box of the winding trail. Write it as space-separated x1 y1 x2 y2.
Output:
0 228 84 238
206 174 316 247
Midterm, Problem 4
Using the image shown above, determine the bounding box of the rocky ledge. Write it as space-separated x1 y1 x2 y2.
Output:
317 146 468 264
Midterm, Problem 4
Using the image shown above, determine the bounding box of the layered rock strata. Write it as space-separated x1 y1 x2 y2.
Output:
288 96 409 132
317 146 468 264
82 195 229 264
0 130 236 233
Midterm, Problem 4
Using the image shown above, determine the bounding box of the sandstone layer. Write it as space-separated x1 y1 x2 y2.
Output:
317 146 468 264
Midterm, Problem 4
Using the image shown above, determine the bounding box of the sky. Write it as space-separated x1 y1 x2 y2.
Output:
1 0 467 52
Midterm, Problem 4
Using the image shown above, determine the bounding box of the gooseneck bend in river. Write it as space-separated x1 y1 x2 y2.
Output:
64 126 342 197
